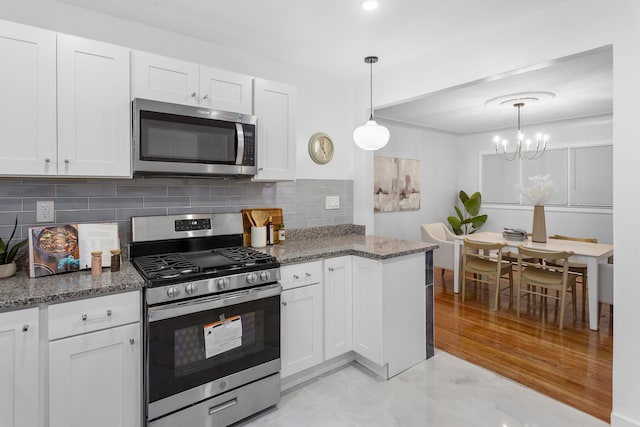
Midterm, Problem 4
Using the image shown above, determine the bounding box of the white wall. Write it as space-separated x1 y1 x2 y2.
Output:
456 114 613 243
0 0 356 181
373 119 458 241
351 1 640 425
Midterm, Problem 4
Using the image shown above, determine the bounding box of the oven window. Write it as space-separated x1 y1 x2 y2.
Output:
147 294 280 403
140 110 237 164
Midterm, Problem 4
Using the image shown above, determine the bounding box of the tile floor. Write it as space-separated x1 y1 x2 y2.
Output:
239 350 609 427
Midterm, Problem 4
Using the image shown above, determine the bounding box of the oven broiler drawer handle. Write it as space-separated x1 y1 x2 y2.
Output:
81 309 112 321
209 398 238 416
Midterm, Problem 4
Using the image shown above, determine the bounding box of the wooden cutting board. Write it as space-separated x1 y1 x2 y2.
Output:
241 208 283 246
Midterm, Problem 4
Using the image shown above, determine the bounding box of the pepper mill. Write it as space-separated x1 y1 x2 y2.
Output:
91 251 102 275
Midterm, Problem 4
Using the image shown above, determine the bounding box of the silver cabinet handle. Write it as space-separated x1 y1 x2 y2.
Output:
44 158 50 163
258 167 264 171
293 274 300 279
82 309 112 321
305 272 311 277
129 338 135 345
203 94 209 100
328 267 334 272
282 301 287 306
191 92 197 98
64 159 69 164
22 324 29 332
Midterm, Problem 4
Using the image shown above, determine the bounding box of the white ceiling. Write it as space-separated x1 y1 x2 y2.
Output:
376 46 613 134
57 0 612 134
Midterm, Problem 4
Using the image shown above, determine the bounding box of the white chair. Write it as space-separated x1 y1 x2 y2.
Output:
421 223 458 278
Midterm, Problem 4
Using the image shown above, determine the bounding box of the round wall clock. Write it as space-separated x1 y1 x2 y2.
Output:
308 132 334 164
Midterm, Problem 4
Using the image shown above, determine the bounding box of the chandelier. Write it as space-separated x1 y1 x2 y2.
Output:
489 94 552 161
353 56 390 151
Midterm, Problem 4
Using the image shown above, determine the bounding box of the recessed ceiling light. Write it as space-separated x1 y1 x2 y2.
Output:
361 0 379 11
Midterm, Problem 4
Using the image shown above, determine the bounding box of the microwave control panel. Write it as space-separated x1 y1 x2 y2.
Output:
242 124 256 166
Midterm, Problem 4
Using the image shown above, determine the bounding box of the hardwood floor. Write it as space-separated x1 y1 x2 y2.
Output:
433 269 613 422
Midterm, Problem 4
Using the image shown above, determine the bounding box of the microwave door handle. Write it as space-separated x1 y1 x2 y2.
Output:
235 123 245 165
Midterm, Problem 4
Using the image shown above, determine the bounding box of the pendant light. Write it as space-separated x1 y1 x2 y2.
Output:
353 56 390 151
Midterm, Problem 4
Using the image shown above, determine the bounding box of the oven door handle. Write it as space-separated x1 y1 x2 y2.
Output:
147 283 281 322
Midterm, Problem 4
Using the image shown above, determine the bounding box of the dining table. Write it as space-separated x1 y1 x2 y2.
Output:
452 231 613 331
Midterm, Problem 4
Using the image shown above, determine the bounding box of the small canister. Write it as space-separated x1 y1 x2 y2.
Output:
91 251 102 275
110 249 121 272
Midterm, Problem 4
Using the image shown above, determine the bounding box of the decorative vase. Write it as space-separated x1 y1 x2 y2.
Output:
531 205 547 243
0 261 17 279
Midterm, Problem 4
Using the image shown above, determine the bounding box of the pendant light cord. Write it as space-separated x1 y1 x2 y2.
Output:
369 60 374 120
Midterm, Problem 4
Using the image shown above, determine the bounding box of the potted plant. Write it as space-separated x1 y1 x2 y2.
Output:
447 190 488 235
0 217 28 279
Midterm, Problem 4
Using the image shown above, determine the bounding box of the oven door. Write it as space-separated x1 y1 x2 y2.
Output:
146 283 281 421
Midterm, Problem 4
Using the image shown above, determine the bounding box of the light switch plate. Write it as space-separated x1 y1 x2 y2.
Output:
325 195 340 210
36 200 55 223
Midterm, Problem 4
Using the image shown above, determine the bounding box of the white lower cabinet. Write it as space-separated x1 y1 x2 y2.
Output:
0 308 39 427
324 256 353 360
48 291 141 427
352 257 384 365
352 253 426 378
280 283 323 378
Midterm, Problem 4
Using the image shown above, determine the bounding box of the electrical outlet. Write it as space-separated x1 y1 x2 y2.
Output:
36 200 55 223
325 195 340 210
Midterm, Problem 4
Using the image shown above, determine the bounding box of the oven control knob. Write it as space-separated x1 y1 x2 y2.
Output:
185 283 198 295
259 271 271 281
166 287 180 298
216 278 229 290
246 273 258 284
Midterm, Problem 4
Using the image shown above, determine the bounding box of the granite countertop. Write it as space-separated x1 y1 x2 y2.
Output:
0 231 436 311
0 261 144 311
262 234 437 265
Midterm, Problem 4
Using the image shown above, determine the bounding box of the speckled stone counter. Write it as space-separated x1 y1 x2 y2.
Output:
0 230 436 311
262 234 437 265
0 261 144 311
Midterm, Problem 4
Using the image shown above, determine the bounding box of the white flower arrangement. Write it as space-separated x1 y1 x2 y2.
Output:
520 174 556 205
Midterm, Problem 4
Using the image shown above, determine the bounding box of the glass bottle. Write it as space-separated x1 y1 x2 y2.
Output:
110 249 121 272
267 216 274 245
279 223 285 243
91 251 102 275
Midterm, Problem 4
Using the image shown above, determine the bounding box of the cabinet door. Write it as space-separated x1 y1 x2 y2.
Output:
0 308 39 427
133 50 199 105
200 65 253 114
352 257 383 365
49 322 141 427
324 256 353 359
57 34 131 177
0 20 56 176
281 283 323 378
252 78 296 181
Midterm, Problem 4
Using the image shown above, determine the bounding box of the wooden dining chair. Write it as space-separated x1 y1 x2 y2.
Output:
461 238 513 310
516 245 577 330
548 234 598 320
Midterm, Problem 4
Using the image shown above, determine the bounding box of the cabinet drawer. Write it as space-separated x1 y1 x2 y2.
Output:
280 261 322 290
48 291 140 340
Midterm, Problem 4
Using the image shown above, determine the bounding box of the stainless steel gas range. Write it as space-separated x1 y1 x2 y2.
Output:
130 213 281 427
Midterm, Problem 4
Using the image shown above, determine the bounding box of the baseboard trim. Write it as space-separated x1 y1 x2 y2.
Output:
611 412 640 427
281 353 354 391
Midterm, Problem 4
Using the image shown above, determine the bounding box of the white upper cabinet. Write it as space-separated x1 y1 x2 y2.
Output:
57 34 131 177
133 51 253 114
252 78 296 181
200 65 253 114
0 20 57 175
0 20 131 177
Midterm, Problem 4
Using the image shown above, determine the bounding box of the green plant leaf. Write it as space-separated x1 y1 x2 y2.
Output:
447 216 463 235
454 206 464 221
471 214 488 228
6 239 27 264
459 190 469 204
464 192 481 216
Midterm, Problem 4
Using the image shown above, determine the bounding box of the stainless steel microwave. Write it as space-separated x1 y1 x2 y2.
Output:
132 98 257 177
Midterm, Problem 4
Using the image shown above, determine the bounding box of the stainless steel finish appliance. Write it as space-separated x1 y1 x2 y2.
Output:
130 213 281 426
132 98 257 177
